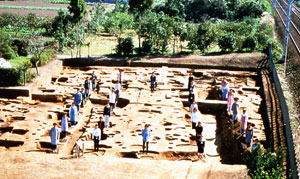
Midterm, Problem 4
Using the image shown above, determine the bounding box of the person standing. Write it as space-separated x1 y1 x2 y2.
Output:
103 103 111 128
251 139 260 151
118 69 124 89
92 124 101 152
50 123 60 153
74 89 82 112
80 88 87 108
109 88 117 111
197 136 205 161
227 89 234 112
150 72 156 92
245 123 254 148
188 73 194 91
191 108 200 129
190 100 198 113
188 90 195 107
142 124 151 153
61 113 68 139
189 80 195 92
114 81 121 103
231 98 239 123
195 122 203 139
240 110 248 134
69 103 78 126
98 116 105 136
84 77 91 97
222 81 228 100
91 71 97 91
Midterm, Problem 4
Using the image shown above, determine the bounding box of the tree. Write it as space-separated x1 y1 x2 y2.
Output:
19 61 32 86
68 0 87 23
235 0 266 20
103 12 134 37
155 0 187 19
88 3 105 33
129 0 154 51
140 12 174 53
29 40 50 75
52 10 71 51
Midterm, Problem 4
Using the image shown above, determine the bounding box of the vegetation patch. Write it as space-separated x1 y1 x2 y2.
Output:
0 5 67 11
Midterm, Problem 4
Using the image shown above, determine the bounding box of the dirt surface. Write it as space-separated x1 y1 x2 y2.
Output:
0 151 248 179
0 61 268 178
63 52 266 70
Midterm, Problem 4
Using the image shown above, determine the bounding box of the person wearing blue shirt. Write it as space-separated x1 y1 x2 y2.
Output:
150 72 156 92
142 124 151 153
50 123 60 153
69 103 78 126
61 113 68 139
74 89 82 112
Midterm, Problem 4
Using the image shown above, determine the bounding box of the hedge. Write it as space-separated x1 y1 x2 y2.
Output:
0 68 21 86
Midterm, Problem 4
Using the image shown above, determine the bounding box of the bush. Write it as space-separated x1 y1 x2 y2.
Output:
0 43 17 60
116 37 134 56
244 147 284 178
30 48 56 67
268 40 283 62
142 39 154 55
12 39 29 56
242 36 258 51
218 33 237 52
0 67 21 86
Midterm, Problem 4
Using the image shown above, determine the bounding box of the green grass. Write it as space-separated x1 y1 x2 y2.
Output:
0 5 67 11
9 56 31 68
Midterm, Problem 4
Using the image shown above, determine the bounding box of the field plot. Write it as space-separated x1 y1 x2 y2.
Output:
0 1 96 17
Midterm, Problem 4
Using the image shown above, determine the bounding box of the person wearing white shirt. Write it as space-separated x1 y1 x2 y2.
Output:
92 124 101 152
118 70 124 89
114 81 121 103
109 88 117 110
190 101 198 113
191 108 201 129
